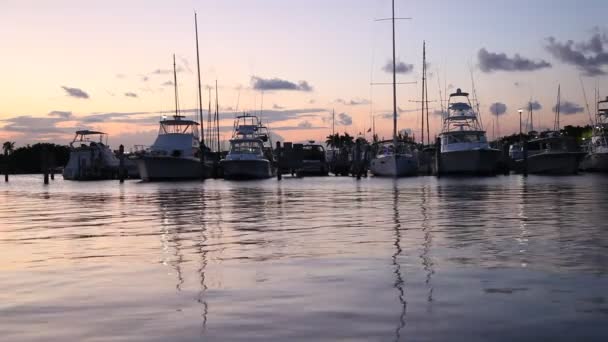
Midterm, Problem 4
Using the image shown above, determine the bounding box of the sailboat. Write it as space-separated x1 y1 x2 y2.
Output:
437 88 501 175
134 55 203 181
369 0 418 177
581 96 608 172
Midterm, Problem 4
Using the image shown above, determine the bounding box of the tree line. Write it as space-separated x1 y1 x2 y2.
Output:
1 142 70 174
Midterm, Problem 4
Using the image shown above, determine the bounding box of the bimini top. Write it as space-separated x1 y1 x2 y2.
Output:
449 88 469 97
75 130 106 136
159 115 199 126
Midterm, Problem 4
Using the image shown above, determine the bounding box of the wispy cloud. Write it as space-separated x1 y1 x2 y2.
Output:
478 48 551 72
61 86 90 99
251 76 313 92
48 110 72 119
553 101 584 115
545 29 608 76
335 98 370 106
124 92 138 98
382 59 414 74
337 112 352 126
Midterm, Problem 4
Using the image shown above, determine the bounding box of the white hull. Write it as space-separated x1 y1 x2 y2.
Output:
370 154 418 177
135 156 202 181
63 149 119 181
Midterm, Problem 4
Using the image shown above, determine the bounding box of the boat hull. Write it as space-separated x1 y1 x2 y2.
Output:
438 149 500 175
135 156 203 181
580 152 608 172
370 154 418 177
514 152 585 175
221 159 275 180
63 149 119 181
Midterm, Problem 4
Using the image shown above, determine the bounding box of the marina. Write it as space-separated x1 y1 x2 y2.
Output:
2 0 608 341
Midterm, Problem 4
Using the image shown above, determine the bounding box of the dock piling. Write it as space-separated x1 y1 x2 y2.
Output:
42 145 49 185
119 144 125 183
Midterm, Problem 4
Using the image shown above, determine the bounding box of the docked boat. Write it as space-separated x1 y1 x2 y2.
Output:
437 88 500 175
221 114 276 180
368 1 418 177
134 55 204 181
370 139 418 177
514 131 585 174
581 96 608 172
63 130 119 180
134 114 203 181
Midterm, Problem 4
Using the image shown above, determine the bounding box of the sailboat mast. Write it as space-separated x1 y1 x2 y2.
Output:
215 80 220 152
555 84 561 131
421 40 426 145
194 12 205 145
391 0 398 142
332 108 335 136
173 54 179 119
207 88 212 149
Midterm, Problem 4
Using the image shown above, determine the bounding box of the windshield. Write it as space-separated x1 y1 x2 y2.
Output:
446 133 487 144
230 141 262 154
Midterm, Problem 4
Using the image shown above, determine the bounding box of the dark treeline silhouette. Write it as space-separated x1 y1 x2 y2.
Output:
492 125 593 146
1 143 70 174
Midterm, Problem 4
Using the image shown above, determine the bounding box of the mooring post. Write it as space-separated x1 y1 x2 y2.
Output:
42 145 49 185
49 151 55 180
276 141 282 180
523 142 528 177
119 144 125 183
435 137 441 177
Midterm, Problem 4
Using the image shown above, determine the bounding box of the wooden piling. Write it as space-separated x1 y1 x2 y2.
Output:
119 144 125 183
276 141 282 180
42 145 49 185
523 142 528 177
435 137 441 177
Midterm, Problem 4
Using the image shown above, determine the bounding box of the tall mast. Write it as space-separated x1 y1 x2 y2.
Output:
391 0 398 142
194 12 205 145
421 40 426 145
425 47 430 145
207 87 212 149
332 108 335 136
555 84 561 131
215 80 220 152
173 54 179 119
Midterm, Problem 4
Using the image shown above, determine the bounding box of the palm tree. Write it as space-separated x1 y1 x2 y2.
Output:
2 141 15 156
325 133 340 149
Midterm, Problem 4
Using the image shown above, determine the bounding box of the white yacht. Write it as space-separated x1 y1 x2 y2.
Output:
581 96 608 172
437 88 500 175
368 0 418 177
221 114 275 180
134 114 202 181
63 130 119 180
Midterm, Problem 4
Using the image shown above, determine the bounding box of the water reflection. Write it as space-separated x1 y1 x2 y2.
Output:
392 181 407 341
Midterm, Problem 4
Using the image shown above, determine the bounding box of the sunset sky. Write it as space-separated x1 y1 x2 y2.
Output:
1 0 607 148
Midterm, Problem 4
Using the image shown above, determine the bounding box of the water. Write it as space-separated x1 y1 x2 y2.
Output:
1 175 608 341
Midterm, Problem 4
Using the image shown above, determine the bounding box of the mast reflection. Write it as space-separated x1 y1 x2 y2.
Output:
391 181 407 341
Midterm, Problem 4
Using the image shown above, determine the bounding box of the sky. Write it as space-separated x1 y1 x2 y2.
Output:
1 0 607 149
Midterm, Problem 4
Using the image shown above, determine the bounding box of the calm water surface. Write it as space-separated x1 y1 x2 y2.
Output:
1 175 608 341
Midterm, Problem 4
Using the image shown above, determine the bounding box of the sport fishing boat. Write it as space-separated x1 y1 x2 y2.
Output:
134 114 202 181
221 114 276 180
437 88 500 175
581 96 608 172
368 0 418 177
63 130 119 180
134 55 204 181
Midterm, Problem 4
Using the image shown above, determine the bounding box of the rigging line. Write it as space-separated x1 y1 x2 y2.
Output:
580 76 595 126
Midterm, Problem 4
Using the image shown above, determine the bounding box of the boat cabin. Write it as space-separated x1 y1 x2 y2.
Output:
149 115 200 158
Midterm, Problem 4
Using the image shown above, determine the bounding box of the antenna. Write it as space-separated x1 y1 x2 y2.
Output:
194 11 205 147
173 54 179 119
